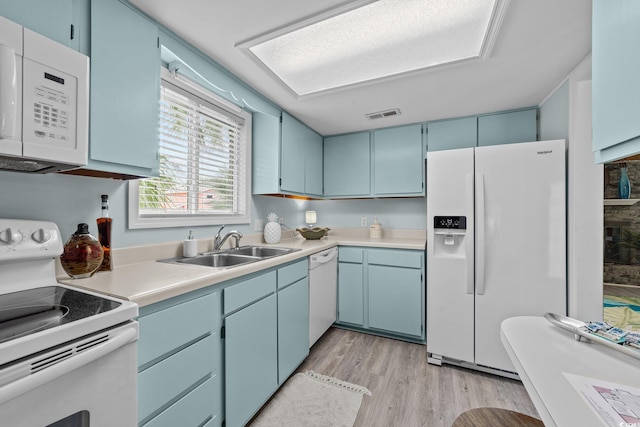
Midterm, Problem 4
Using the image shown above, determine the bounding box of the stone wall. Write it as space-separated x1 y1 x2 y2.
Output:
604 162 640 286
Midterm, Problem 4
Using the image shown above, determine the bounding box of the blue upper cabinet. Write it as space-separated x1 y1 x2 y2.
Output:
373 124 424 196
427 117 477 152
252 112 282 195
280 112 323 197
88 0 160 177
323 132 371 197
592 0 640 163
427 109 537 152
0 0 73 47
305 127 324 196
478 109 537 146
253 111 322 197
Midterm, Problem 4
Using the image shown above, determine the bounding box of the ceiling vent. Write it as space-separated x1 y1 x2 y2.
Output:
366 108 401 120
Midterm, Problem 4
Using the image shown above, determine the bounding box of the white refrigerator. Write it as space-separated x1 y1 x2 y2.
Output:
426 139 566 374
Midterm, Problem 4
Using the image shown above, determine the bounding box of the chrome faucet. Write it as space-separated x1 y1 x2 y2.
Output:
213 225 243 251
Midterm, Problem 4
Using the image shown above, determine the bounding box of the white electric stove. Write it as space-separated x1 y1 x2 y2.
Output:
0 218 139 426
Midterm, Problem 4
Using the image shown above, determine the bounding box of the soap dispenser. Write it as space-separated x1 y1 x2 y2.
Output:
183 230 197 257
369 217 382 239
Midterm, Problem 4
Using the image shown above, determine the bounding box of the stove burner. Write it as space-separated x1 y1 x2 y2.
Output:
0 286 121 344
0 305 69 344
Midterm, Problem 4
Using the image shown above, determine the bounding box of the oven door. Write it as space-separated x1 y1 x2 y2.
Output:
0 322 138 427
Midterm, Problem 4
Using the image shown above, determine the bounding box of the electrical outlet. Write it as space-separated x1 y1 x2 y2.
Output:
254 219 264 231
361 217 368 227
278 217 284 225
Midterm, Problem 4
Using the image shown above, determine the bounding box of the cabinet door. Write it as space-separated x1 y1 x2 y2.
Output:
337 262 364 326
373 124 423 195
592 0 640 162
225 294 278 427
305 131 324 196
0 0 72 47
324 132 371 197
277 277 309 384
252 112 281 195
478 109 537 146
427 117 477 152
281 112 323 196
280 112 306 194
90 0 160 174
368 265 423 337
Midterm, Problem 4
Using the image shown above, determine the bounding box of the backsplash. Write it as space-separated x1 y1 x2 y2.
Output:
604 162 640 285
0 171 427 250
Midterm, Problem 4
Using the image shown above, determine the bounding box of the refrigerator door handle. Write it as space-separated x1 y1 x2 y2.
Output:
476 173 486 295
466 173 474 295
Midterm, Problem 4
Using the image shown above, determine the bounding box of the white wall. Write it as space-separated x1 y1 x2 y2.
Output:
539 54 603 321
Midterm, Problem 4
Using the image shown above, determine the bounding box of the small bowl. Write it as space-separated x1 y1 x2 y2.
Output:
296 227 330 240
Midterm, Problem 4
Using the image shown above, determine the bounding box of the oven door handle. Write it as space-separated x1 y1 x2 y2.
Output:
0 323 138 405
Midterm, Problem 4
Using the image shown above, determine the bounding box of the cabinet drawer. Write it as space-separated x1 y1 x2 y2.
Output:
368 249 422 269
144 377 218 427
138 335 216 424
277 259 308 289
338 247 363 263
138 292 219 367
224 270 276 314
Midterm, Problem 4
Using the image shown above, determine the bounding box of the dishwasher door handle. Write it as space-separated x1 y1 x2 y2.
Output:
310 248 338 264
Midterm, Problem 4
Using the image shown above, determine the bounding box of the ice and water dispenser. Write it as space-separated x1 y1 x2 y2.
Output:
433 216 467 257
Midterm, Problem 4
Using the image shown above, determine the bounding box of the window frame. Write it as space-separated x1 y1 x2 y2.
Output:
128 68 252 229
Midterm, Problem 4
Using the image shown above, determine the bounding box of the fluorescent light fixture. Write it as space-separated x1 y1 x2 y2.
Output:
238 0 509 97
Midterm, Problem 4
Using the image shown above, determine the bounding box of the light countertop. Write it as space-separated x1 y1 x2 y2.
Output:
57 228 425 307
501 316 640 427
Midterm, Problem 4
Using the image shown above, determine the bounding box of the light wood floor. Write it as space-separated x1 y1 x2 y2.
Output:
294 327 539 427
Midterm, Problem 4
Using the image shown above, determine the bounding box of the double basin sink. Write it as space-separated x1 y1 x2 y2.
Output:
160 245 300 269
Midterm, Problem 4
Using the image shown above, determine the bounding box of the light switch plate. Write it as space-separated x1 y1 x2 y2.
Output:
255 219 264 231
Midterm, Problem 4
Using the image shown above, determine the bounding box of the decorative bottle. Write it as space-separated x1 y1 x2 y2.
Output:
264 212 281 244
97 194 113 271
60 223 104 279
619 166 631 199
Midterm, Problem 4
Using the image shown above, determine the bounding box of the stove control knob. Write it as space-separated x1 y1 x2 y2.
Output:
31 228 52 244
0 228 23 245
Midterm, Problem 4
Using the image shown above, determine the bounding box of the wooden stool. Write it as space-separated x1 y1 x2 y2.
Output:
452 407 544 427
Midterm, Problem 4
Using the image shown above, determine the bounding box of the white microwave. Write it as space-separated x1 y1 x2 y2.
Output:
0 15 89 173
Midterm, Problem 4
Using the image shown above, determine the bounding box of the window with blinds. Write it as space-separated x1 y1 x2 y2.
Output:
129 72 252 229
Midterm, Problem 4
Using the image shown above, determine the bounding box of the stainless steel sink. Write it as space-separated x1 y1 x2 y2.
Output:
158 245 300 269
221 245 299 258
172 253 261 268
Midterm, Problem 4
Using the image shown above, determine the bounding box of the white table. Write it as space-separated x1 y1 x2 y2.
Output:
501 316 640 426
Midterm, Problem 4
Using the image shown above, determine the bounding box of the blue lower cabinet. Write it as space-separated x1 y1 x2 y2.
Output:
225 293 278 427
368 265 423 337
336 247 425 343
337 262 364 326
278 277 310 384
137 291 221 427
144 377 218 427
223 260 310 426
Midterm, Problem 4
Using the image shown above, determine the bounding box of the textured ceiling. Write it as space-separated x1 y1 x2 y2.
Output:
128 0 592 136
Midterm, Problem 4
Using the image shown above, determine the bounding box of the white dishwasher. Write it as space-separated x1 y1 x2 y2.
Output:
308 247 338 347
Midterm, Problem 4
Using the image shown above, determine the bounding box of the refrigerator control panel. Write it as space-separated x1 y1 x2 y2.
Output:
434 216 466 229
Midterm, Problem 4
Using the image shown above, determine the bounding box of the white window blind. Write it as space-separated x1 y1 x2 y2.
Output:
129 73 251 228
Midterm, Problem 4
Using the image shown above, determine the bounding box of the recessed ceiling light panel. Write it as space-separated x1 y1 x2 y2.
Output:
238 0 509 97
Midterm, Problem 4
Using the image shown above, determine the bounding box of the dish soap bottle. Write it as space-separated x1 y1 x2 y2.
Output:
97 194 113 271
369 217 382 239
60 223 104 279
